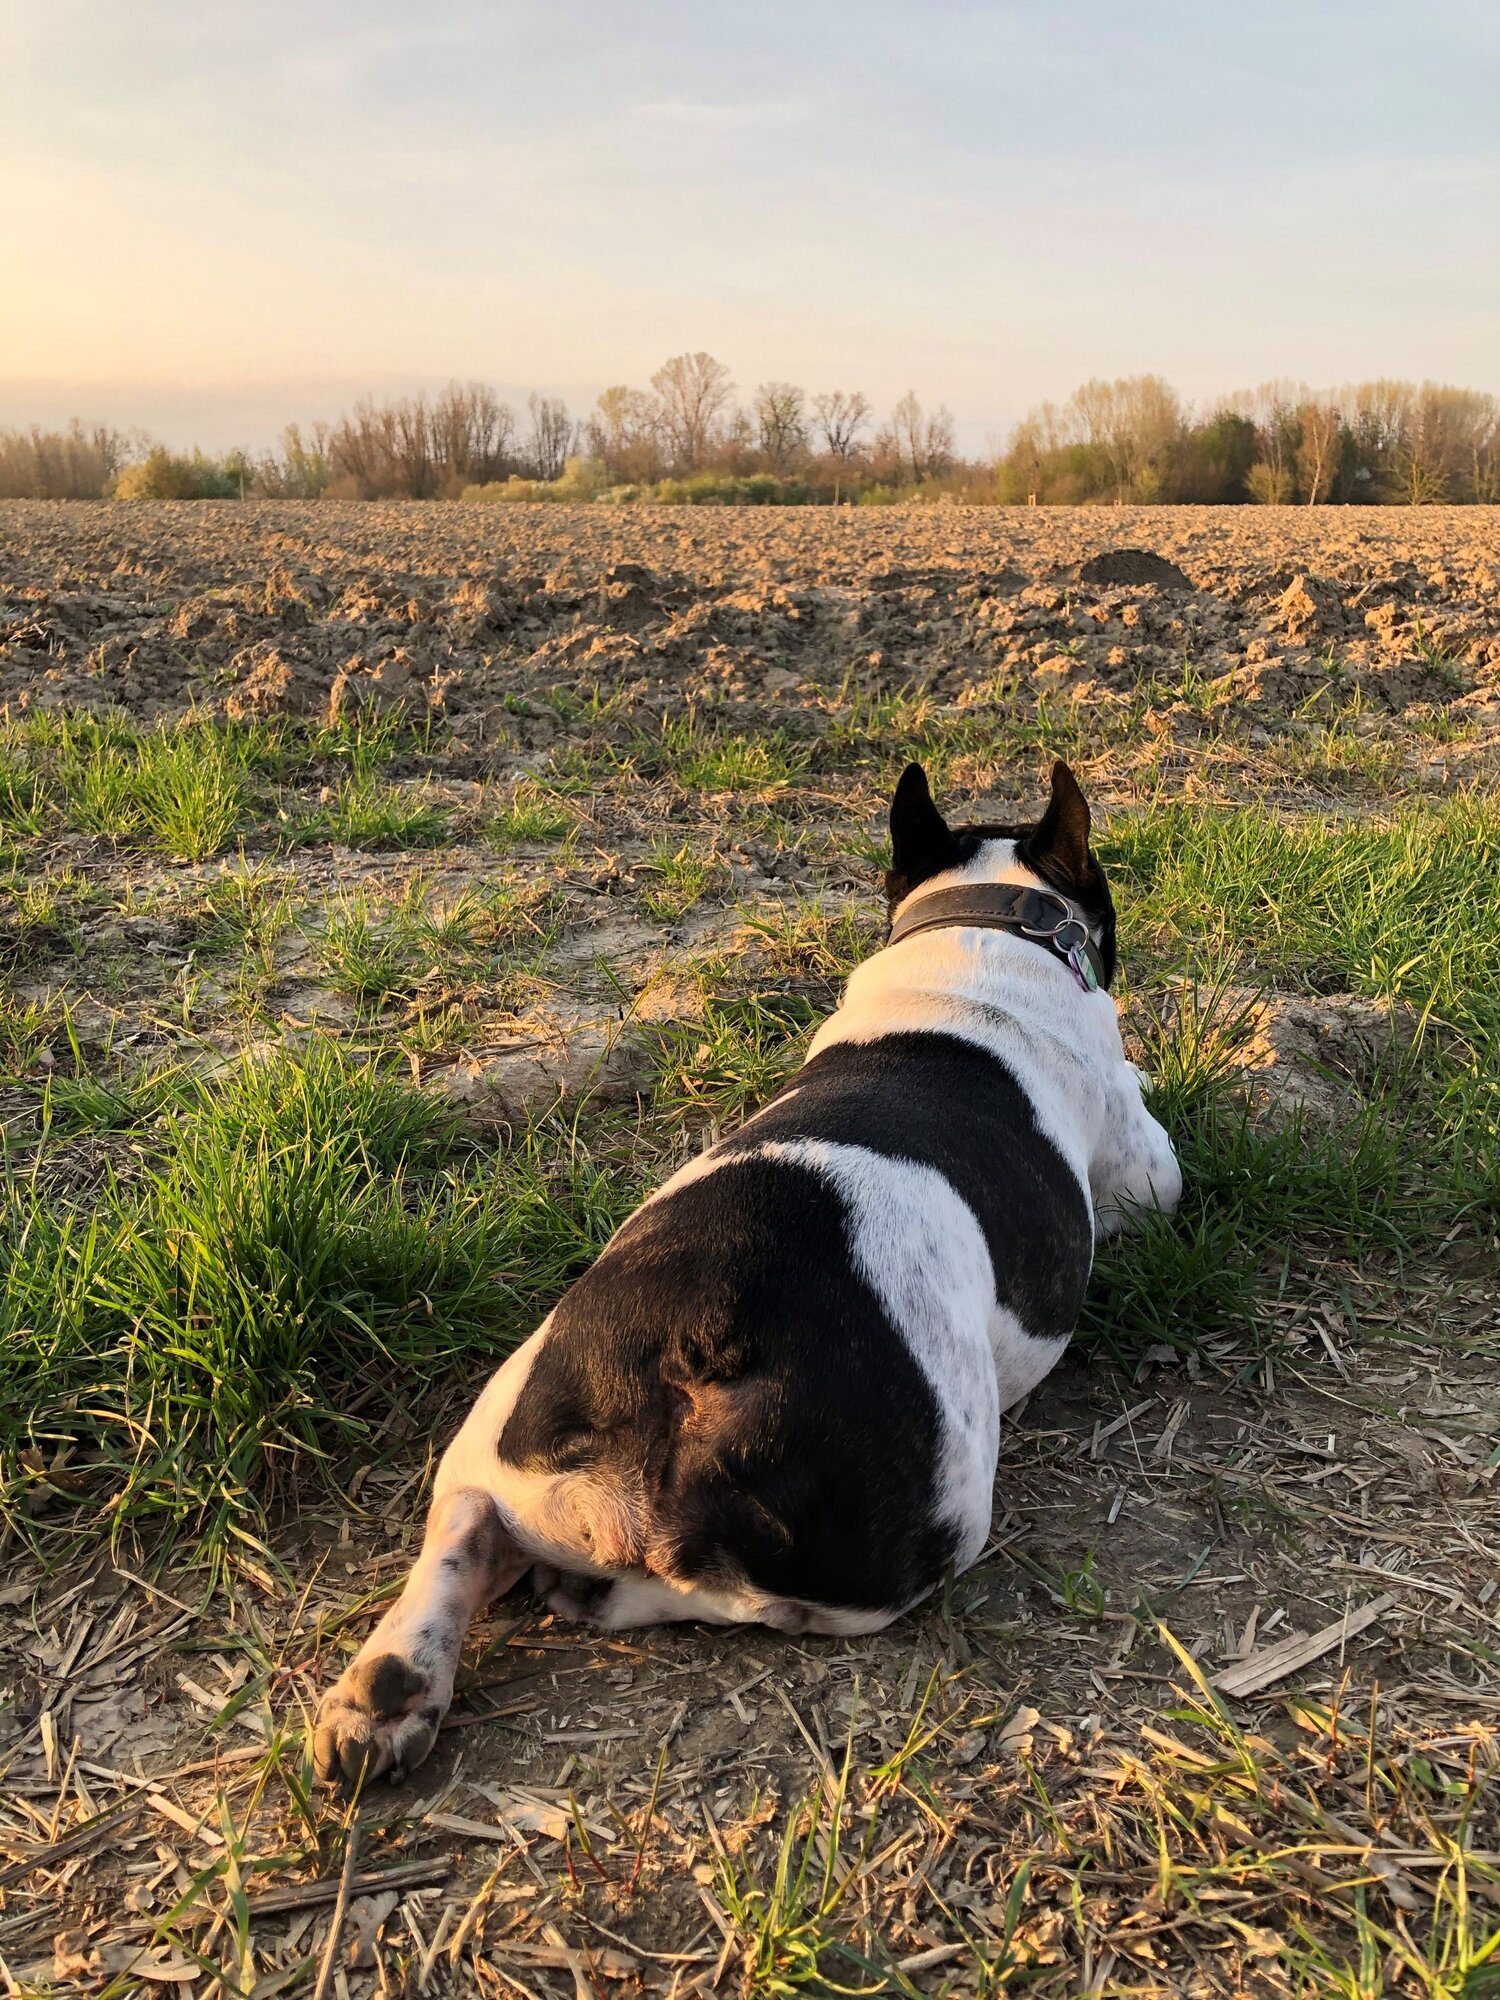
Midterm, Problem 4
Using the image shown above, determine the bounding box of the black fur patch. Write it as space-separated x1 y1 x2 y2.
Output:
499 1153 955 1613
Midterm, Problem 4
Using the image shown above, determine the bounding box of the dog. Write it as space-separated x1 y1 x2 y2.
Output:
313 759 1182 1784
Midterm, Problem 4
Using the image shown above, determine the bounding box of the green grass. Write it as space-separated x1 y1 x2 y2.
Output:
1080 987 1438 1358
825 674 1107 783
0 1043 642 1568
56 720 252 859
1105 795 1500 1031
187 864 294 960
0 747 50 835
0 708 468 859
739 897 884 986
652 991 820 1130
1080 799 1500 1354
308 878 564 1012
284 769 451 848
3 788 1496 1566
717 1733 889 1996
1407 609 1470 687
38 1049 183 1135
3 712 281 860
1109 796 1500 1216
311 891 423 1004
639 712 810 793
641 836 725 921
484 776 579 847
0 869 88 976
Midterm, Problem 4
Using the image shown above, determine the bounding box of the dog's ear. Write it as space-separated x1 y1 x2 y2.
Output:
887 762 958 905
1022 760 1094 891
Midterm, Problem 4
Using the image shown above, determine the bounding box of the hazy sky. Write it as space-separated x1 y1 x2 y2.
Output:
4 0 1497 451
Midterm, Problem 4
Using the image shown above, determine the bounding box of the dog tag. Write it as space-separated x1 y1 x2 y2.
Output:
1068 941 1099 992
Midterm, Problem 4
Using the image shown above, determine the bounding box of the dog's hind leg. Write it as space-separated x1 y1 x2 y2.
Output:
313 1487 526 1787
538 1568 909 1637
536 1568 704 1629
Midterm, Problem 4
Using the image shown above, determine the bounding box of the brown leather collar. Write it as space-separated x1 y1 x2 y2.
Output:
886 882 1106 992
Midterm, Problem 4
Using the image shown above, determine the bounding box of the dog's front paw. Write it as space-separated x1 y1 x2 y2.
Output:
313 1651 446 1788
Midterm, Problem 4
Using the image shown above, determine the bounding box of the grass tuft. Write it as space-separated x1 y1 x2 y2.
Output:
286 770 451 848
641 711 810 794
641 837 725 921
485 776 579 847
45 715 253 859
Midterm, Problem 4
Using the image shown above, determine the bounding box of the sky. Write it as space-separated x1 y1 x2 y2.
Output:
3 0 1498 454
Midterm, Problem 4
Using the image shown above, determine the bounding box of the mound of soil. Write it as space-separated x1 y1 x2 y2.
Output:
1075 548 1195 589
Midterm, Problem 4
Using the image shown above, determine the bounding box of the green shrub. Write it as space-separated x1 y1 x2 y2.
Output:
463 456 610 503
648 472 811 505
1246 462 1294 505
115 447 250 500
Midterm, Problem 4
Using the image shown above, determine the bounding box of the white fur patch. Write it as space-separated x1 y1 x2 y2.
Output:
756 1138 1001 1569
990 1304 1069 1413
435 1314 550 1504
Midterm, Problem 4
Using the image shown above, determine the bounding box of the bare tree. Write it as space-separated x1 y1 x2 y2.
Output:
429 385 473 484
330 398 401 497
430 381 515 487
891 392 924 482
891 391 956 483
327 384 514 494
752 381 807 473
924 404 956 479
390 397 435 497
1393 384 1450 504
526 394 573 482
0 421 132 498
1344 378 1407 494
255 422 332 498
810 389 871 501
1068 375 1180 498
586 385 662 483
811 388 868 459
1230 380 1304 504
1466 391 1500 502
1403 382 1500 504
1296 395 1343 505
650 352 733 472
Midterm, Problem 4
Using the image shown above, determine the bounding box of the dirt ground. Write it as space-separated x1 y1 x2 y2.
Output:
3 502 1499 738
1 503 1497 1997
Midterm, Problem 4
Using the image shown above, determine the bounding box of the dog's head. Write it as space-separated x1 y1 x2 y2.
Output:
885 759 1117 988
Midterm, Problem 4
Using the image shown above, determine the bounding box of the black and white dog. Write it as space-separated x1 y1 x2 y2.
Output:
313 760 1182 1784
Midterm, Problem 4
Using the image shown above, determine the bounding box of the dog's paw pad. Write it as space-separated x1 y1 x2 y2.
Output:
312 1650 443 1788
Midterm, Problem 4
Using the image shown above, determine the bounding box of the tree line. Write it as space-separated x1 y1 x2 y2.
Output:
999 375 1499 506
2 360 1495 503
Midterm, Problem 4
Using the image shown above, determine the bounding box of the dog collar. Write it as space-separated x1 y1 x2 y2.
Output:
886 883 1106 992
